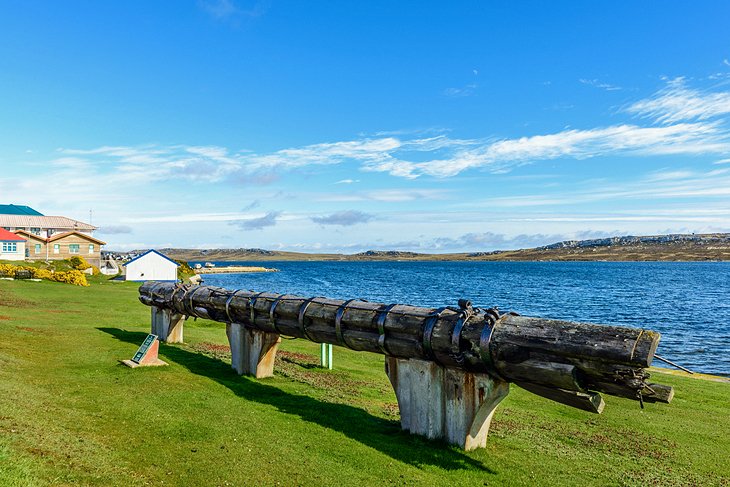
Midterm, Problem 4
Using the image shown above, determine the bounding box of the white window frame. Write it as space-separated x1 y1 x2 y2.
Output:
69 244 80 254
2 242 17 253
53 244 60 254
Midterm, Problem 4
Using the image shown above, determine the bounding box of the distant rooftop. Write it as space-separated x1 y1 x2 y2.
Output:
0 204 44 216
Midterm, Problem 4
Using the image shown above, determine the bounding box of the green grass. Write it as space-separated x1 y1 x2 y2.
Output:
0 277 729 486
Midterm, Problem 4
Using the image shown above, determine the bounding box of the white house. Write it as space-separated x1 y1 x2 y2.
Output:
0 228 26 261
123 250 179 282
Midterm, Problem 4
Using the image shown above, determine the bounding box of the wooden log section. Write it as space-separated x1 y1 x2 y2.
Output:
138 282 674 410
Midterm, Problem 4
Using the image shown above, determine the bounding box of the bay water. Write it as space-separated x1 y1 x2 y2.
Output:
195 261 730 376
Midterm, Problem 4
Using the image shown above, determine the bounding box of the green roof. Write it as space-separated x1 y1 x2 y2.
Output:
0 204 44 216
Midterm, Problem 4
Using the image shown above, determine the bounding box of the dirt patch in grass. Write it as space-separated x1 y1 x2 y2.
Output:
16 326 38 333
0 315 10 320
187 342 377 403
382 402 400 418
190 342 231 362
0 288 35 308
275 351 373 401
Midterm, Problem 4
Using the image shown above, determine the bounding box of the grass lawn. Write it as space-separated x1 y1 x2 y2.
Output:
0 277 728 486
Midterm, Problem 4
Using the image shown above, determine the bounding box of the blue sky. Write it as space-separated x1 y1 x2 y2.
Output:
2 1 730 252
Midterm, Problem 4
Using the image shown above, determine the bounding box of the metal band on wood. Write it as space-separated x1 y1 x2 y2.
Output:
479 308 508 379
248 292 266 325
170 284 187 314
376 303 398 355
268 294 288 333
224 289 246 324
335 299 360 348
185 286 205 317
423 307 448 363
451 309 473 349
297 297 324 342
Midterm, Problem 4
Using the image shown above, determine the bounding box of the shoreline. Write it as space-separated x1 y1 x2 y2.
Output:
194 265 279 274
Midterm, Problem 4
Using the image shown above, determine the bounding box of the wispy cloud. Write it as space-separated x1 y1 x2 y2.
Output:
199 0 268 20
444 83 478 97
51 79 730 181
579 78 622 91
96 225 133 235
317 189 450 203
242 200 261 211
335 179 359 184
230 211 280 230
311 210 374 226
477 167 730 208
626 77 730 124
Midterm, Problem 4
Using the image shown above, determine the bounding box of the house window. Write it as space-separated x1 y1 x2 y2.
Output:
2 242 17 253
53 244 60 254
35 244 41 254
30 227 41 235
88 244 95 254
69 244 80 254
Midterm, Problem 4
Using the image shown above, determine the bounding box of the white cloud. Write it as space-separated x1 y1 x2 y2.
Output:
444 83 478 97
477 167 730 209
311 210 374 226
35 79 730 184
365 122 729 178
579 78 622 91
316 188 450 202
626 77 730 124
230 212 280 231
199 0 267 20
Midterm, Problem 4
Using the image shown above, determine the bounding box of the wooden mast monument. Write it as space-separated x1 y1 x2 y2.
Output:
138 282 673 451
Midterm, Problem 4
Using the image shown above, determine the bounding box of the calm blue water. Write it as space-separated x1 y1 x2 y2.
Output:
193 261 730 376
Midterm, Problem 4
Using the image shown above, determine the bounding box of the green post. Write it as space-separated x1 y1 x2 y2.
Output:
320 343 333 369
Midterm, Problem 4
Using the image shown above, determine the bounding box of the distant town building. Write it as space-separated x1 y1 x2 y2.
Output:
0 204 106 266
0 228 26 261
123 250 179 282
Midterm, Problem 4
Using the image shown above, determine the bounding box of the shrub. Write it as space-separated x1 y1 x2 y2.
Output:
69 256 91 270
0 263 88 286
50 270 89 286
175 260 195 281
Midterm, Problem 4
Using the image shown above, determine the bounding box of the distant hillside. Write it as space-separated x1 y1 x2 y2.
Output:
115 233 730 262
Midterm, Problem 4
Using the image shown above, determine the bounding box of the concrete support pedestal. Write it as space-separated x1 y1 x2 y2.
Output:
226 323 281 378
385 357 509 451
151 306 186 343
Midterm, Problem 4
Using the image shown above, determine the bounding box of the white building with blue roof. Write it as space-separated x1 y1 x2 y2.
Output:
123 250 179 282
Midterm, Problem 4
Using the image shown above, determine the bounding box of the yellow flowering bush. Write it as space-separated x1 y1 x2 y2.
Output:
49 269 89 286
0 263 88 286
69 256 91 270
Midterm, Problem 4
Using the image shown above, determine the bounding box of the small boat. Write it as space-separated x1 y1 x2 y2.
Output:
194 263 202 269
204 262 215 268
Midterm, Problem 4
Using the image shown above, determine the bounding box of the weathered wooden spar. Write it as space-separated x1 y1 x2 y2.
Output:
138 282 673 450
